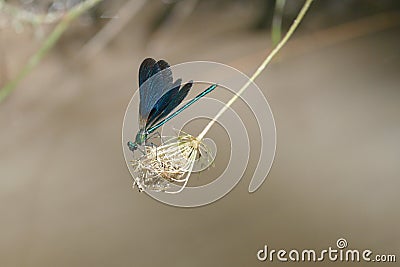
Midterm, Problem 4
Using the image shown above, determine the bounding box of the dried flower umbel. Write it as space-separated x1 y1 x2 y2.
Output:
131 133 214 193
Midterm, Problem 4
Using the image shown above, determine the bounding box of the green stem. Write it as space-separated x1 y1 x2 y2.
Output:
0 0 103 102
197 0 313 140
272 0 286 45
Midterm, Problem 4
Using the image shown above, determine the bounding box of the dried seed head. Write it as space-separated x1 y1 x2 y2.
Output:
130 133 214 193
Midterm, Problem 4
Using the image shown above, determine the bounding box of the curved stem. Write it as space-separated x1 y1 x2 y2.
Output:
197 0 313 141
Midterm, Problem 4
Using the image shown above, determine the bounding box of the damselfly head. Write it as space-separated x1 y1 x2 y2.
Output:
127 141 137 151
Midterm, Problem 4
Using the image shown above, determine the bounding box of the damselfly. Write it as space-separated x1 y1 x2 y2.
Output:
127 58 217 152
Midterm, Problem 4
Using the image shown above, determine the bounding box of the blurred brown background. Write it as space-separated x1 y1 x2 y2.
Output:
1 0 399 266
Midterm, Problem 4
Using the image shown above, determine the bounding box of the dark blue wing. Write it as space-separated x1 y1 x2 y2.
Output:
139 58 156 87
147 81 193 129
138 58 174 127
146 79 181 127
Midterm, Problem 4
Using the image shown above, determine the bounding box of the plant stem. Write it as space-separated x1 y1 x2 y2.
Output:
197 0 313 141
272 0 286 45
0 0 103 103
